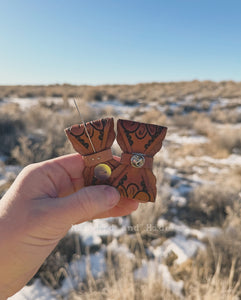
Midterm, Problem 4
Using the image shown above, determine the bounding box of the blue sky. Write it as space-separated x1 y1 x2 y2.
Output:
0 0 241 85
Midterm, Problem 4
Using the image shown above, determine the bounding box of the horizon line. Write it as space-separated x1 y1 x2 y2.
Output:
1 78 241 87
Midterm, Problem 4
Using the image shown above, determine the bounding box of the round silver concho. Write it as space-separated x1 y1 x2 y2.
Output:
130 154 145 168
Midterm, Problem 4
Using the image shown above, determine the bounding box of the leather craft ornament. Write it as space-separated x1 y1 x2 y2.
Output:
65 118 119 186
110 119 167 202
65 117 167 203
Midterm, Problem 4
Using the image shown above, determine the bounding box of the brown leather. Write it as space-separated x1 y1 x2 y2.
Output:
83 149 113 167
65 117 167 203
110 119 167 202
120 153 153 169
65 118 119 186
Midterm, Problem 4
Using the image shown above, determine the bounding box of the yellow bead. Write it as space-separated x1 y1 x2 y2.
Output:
94 163 112 180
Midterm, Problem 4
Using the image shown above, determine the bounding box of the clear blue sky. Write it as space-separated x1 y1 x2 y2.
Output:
0 0 241 85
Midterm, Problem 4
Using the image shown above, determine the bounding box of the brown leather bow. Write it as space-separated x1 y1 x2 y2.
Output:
65 118 119 186
110 119 167 202
65 118 167 203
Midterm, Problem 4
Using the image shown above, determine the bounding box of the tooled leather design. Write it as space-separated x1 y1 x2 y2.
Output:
110 119 167 202
65 118 119 186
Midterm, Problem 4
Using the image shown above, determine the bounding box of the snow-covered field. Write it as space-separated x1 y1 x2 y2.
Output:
0 93 240 299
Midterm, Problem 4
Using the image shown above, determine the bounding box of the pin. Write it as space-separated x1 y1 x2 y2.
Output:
73 98 112 181
73 98 96 153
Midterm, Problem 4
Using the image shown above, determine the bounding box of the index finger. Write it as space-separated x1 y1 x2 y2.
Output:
48 153 85 179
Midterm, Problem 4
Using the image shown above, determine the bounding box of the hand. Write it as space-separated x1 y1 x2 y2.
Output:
0 154 139 299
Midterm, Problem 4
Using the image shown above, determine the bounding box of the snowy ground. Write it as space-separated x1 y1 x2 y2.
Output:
1 96 240 299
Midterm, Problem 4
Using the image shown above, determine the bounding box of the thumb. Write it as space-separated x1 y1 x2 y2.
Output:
55 185 120 225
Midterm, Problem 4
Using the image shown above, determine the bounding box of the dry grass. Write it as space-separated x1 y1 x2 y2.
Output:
211 127 241 155
0 103 25 157
29 228 241 299
0 100 100 166
1 81 241 298
55 240 241 300
184 184 239 227
1 80 241 102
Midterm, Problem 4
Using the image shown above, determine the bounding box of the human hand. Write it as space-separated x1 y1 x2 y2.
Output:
0 154 139 299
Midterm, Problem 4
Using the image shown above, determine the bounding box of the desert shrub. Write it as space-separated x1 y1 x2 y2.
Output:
31 233 81 288
68 252 179 300
171 113 196 129
0 96 111 166
70 244 241 299
134 108 167 125
211 127 241 154
185 255 241 299
187 226 241 299
11 136 55 165
211 107 241 123
11 118 73 165
83 89 104 102
9 100 99 165
186 184 237 227
224 194 241 230
30 229 241 300
0 105 25 156
193 114 213 136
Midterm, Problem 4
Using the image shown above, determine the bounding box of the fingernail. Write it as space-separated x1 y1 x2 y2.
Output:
104 186 120 206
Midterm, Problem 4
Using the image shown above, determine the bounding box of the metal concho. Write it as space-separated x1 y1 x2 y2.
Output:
130 154 145 168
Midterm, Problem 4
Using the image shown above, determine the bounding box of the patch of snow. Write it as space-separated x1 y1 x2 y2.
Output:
185 154 241 168
9 251 107 300
134 260 158 280
83 235 102 247
44 97 65 105
202 154 241 166
201 227 222 238
0 155 7 163
89 99 140 116
170 195 187 207
167 133 208 144
176 184 193 196
164 167 177 176
4 165 22 180
157 218 221 241
157 218 169 228
58 250 106 297
70 219 126 246
134 260 184 298
153 104 166 112
219 98 230 107
192 166 205 174
158 264 184 298
236 106 241 113
1 97 65 111
1 97 38 110
161 235 205 264
107 238 135 260
0 178 7 187
216 123 241 129
8 279 57 300
70 251 106 279
153 222 206 265
208 166 220 173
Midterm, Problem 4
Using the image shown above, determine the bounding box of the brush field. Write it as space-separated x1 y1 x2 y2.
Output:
1 81 241 300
